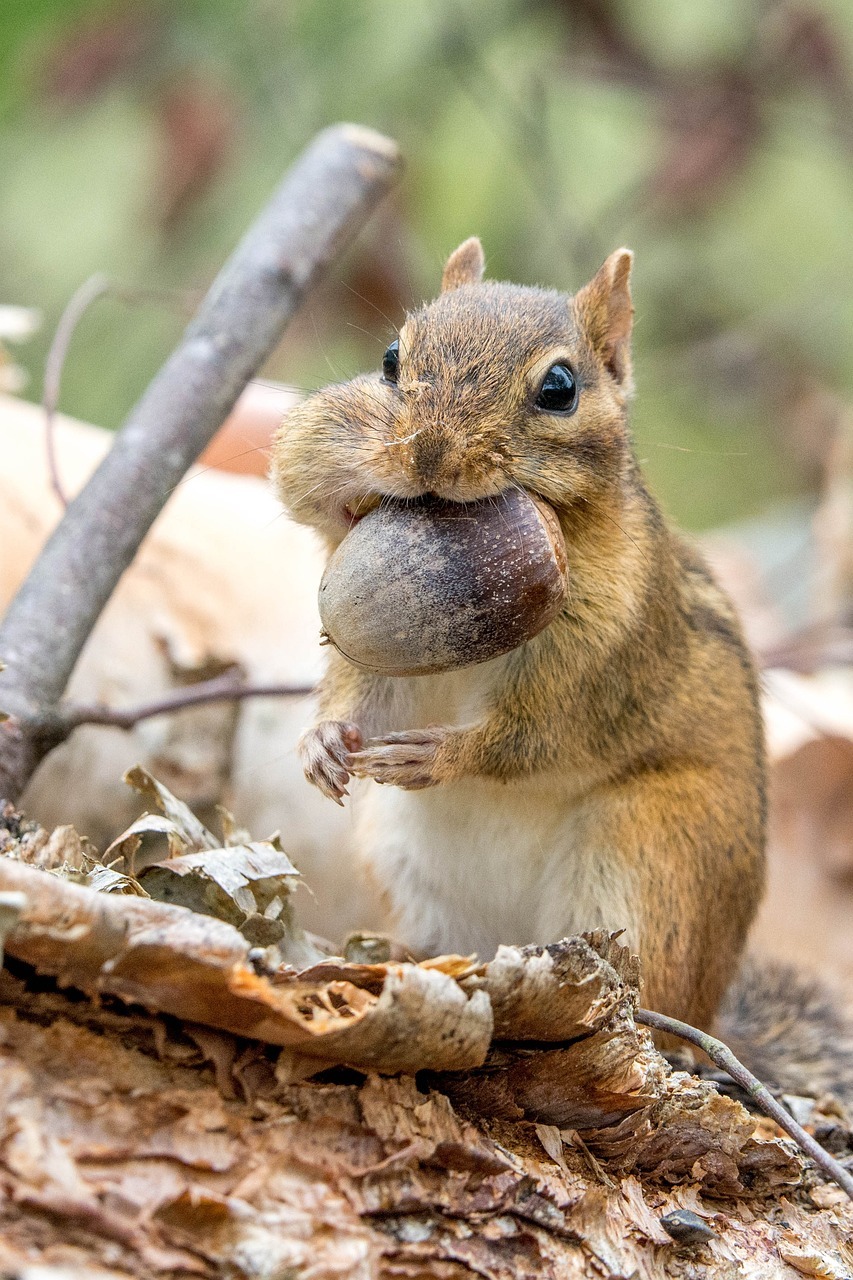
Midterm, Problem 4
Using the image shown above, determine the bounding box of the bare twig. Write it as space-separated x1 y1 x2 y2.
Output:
61 673 315 732
43 273 111 508
636 1006 853 1203
0 124 401 802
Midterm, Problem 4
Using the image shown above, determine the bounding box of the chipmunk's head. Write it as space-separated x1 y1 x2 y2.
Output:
273 238 635 545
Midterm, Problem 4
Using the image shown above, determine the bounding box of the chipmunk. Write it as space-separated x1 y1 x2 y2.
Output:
272 240 851 1085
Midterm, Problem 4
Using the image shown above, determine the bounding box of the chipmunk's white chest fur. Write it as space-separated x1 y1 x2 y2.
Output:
355 661 635 958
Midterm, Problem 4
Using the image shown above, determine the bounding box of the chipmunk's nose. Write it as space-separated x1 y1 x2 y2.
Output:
392 411 500 500
410 427 456 489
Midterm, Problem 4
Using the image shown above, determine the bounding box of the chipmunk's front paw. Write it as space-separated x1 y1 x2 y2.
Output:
299 720 363 805
347 728 452 790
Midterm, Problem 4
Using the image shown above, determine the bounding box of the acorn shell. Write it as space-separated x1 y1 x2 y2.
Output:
318 489 568 677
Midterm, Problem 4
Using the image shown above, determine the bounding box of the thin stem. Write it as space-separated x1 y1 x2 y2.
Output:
43 274 111 509
636 1006 853 1203
43 279 207 509
62 674 315 732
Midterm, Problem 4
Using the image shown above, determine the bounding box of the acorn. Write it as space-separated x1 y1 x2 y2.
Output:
318 489 568 677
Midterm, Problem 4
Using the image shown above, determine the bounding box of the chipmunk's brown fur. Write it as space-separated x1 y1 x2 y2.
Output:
272 240 767 1036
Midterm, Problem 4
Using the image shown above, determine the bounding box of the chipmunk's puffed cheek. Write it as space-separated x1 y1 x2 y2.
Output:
342 494 384 522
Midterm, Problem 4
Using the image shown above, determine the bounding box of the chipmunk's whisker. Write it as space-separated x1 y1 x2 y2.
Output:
382 424 427 448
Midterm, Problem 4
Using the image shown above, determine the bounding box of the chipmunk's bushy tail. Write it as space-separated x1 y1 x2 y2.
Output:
718 957 853 1105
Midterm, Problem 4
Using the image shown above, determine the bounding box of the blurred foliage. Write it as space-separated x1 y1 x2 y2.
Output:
2 0 853 529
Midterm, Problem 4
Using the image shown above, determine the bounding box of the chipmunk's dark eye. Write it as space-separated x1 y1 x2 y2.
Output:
382 339 399 383
535 363 578 414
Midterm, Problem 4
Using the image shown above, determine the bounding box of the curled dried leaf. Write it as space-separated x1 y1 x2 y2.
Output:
217 803 252 848
444 1007 663 1130
535 1122 570 1173
137 840 322 966
123 765 218 852
80 860 148 896
466 935 633 1041
104 812 196 865
138 843 299 921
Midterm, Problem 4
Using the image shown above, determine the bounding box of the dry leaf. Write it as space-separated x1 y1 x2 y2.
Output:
779 1232 853 1278
535 1123 569 1172
79 859 148 896
104 812 197 865
138 844 299 926
444 1004 664 1130
465 933 633 1041
123 765 218 852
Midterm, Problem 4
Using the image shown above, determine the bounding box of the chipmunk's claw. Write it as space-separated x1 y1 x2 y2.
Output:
347 728 447 790
299 721 363 803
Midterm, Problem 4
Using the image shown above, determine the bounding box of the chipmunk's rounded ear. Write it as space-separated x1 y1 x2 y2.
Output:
441 237 486 292
573 248 634 388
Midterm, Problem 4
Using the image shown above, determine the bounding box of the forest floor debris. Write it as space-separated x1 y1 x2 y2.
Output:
0 776 852 1275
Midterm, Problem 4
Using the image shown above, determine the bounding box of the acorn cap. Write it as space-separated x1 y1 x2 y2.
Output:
318 488 568 677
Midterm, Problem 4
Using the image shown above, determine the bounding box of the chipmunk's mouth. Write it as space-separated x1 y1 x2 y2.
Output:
342 493 384 527
342 486 525 529
340 481 527 533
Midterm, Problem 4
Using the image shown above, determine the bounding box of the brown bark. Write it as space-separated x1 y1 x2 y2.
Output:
0 961 849 1278
0 809 851 1277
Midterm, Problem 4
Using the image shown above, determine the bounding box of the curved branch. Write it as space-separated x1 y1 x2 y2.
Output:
0 123 401 801
43 279 199 509
636 1006 853 1203
61 674 315 732
43 274 111 509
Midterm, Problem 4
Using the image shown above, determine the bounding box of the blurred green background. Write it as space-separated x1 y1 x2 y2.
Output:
2 0 853 530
